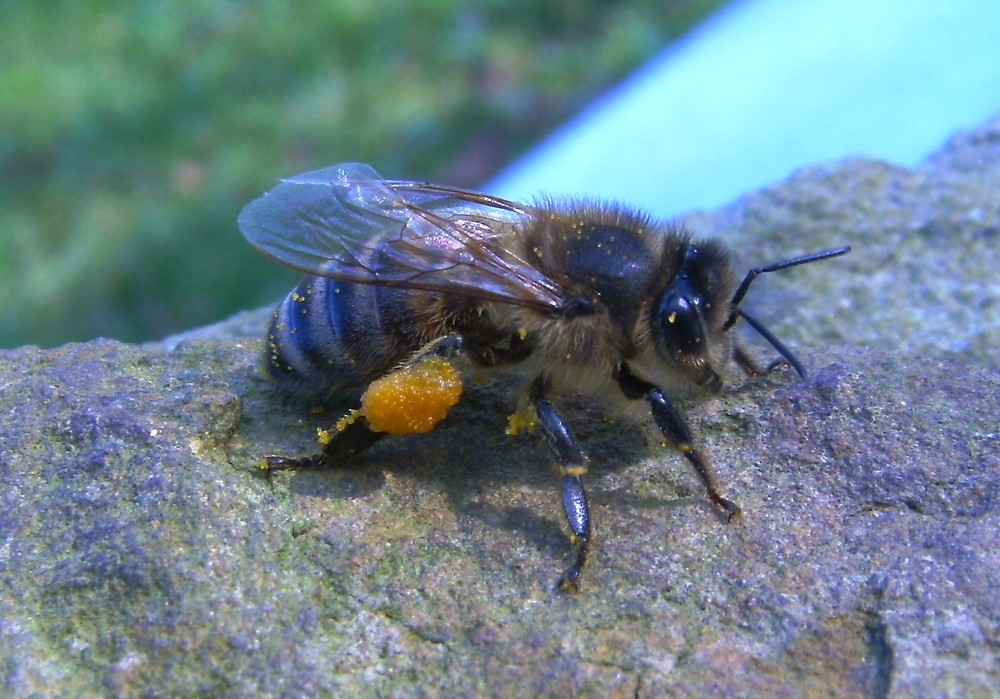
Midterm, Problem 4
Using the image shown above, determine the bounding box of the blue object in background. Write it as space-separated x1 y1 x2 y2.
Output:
487 0 1000 217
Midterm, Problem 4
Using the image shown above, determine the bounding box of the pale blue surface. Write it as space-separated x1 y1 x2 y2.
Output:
487 0 1000 217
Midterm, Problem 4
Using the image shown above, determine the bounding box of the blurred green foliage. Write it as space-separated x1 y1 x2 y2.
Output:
1 0 726 348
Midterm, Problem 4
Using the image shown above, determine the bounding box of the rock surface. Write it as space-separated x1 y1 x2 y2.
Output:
2 117 998 697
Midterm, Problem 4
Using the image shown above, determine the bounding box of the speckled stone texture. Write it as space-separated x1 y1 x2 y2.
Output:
2 116 998 697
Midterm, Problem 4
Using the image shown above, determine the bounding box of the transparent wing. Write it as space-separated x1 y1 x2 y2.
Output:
238 162 564 310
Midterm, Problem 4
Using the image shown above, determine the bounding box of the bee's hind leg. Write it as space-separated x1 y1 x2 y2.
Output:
265 332 491 473
265 415 386 471
418 330 532 368
266 332 490 472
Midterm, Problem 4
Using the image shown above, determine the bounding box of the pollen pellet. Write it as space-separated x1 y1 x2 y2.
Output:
360 358 463 435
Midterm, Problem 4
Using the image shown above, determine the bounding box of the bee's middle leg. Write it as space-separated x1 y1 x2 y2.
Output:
534 396 591 592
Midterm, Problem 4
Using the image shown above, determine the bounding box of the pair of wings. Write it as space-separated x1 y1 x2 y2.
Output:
238 163 566 311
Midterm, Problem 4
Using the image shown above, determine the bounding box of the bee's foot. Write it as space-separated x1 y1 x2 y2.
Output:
716 496 741 522
263 454 327 471
557 568 582 593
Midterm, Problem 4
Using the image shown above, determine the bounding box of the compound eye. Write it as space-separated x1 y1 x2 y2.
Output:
658 288 707 357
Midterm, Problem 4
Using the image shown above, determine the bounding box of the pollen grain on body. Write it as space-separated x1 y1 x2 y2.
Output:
317 426 335 445
359 357 463 435
334 409 363 433
506 408 537 436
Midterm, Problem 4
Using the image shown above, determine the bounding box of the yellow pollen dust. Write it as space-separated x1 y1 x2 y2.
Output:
506 408 537 436
334 409 363 434
359 358 463 435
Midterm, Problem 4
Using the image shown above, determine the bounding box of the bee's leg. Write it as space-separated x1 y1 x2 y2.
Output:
534 396 591 592
732 311 807 379
418 331 532 368
265 416 385 471
647 389 740 519
417 334 468 362
617 366 740 520
267 332 499 472
733 344 788 379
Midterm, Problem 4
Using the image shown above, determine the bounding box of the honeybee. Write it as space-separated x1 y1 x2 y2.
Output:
239 162 849 591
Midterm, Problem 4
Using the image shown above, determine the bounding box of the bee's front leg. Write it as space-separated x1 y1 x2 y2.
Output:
647 389 740 519
732 343 791 379
533 395 591 592
616 365 740 520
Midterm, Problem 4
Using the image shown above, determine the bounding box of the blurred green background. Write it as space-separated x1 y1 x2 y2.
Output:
1 0 726 349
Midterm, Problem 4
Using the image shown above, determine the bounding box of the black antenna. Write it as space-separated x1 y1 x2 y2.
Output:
737 309 806 378
724 245 851 377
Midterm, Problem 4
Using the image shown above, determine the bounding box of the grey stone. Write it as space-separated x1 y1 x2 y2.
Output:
2 116 998 697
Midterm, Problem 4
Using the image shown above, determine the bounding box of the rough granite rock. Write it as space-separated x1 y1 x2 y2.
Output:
2 116 999 697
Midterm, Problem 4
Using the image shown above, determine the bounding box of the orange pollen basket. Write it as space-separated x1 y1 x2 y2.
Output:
360 358 463 435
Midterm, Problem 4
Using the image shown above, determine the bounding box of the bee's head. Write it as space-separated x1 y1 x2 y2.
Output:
651 241 852 386
652 242 735 392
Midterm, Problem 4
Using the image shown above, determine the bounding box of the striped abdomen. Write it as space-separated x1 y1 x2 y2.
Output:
266 276 424 399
